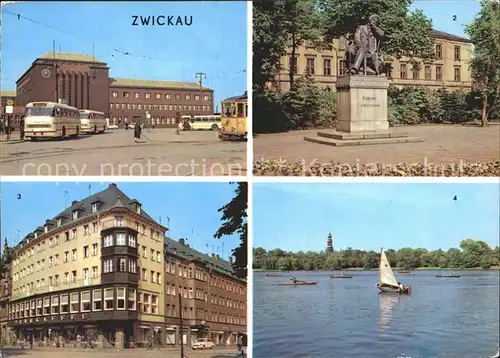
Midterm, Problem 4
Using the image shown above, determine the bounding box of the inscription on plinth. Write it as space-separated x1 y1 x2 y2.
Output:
335 75 389 133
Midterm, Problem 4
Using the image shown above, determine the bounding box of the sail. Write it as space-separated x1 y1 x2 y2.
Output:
378 250 399 287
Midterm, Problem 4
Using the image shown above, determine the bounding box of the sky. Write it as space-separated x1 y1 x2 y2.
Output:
409 0 481 38
1 1 247 107
253 183 500 252
0 181 241 260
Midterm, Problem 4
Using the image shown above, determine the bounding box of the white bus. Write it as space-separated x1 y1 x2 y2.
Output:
189 115 221 131
24 102 80 140
79 109 107 134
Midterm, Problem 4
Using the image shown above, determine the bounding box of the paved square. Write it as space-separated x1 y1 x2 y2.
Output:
0 129 246 176
253 125 500 176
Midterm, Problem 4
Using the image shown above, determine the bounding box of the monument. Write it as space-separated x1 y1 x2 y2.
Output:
304 14 423 146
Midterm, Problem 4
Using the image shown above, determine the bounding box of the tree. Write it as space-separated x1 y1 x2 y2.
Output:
253 0 288 91
283 0 324 87
214 182 247 279
318 0 435 62
465 0 500 126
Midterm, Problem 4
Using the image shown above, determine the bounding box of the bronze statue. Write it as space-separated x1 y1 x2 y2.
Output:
343 14 384 76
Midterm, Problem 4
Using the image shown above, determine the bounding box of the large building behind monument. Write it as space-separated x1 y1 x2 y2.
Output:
275 30 473 92
2 52 214 128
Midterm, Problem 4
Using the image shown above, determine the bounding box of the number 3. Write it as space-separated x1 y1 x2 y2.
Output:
17 193 21 199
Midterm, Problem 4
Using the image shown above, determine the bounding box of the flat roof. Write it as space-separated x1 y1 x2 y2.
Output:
110 77 212 91
1 90 17 97
38 52 106 64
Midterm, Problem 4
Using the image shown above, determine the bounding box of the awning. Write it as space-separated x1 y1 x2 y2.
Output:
138 325 150 329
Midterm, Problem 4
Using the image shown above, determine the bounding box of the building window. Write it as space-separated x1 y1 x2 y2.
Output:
30 300 35 316
119 258 127 272
157 251 161 262
412 66 420 80
135 92 140 99
289 56 298 74
91 203 98 213
117 287 126 310
115 216 123 227
104 288 114 310
128 289 136 310
425 65 431 80
123 92 129 98
142 268 147 281
83 246 89 258
306 58 315 75
128 235 136 248
454 67 461 81
60 294 69 314
323 58 331 76
64 251 69 263
43 297 50 315
151 270 156 283
71 270 77 283
436 66 443 80
116 233 126 245
103 235 113 247
71 229 77 239
156 272 161 284
92 222 98 233
339 60 347 76
83 225 89 235
83 268 89 282
104 259 113 273
92 266 98 278
155 93 161 99
128 259 137 273
151 295 158 314
93 289 102 310
143 293 150 313
112 91 118 98
436 44 442 59
145 93 151 99
454 46 461 61
72 249 77 261
81 291 91 312
400 64 407 79
92 243 98 256
70 293 79 313
51 295 59 314
165 94 171 99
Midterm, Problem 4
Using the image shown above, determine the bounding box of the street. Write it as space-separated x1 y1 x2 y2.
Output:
0 129 246 176
0 347 240 358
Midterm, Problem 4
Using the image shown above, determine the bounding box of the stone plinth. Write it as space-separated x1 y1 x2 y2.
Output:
336 75 389 133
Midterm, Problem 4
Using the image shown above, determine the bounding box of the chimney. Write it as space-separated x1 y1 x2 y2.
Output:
229 256 233 264
71 200 77 206
179 238 185 246
185 244 190 248
108 183 117 188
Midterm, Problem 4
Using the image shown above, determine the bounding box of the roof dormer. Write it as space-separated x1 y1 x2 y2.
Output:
91 198 104 213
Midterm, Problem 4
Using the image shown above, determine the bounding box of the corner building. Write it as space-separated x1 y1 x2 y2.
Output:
7 184 246 348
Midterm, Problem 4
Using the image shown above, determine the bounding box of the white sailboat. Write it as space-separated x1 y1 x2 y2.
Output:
377 249 411 294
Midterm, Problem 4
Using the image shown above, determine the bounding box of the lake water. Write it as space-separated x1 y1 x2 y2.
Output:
253 270 500 358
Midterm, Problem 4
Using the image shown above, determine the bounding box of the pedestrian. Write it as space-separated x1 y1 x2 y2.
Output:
175 120 183 135
20 115 25 140
29 334 33 349
124 118 129 130
134 121 142 143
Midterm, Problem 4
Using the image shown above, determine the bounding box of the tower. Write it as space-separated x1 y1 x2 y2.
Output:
326 232 334 253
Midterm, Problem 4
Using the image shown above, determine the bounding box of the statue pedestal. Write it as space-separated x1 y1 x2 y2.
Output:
303 75 424 147
336 75 389 133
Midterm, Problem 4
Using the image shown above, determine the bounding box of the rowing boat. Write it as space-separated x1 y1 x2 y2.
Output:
329 274 353 279
264 274 282 277
436 274 461 278
278 281 317 286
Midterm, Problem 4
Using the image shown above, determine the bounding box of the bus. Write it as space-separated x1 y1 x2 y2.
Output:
24 102 81 140
79 109 107 134
219 92 247 141
189 115 221 131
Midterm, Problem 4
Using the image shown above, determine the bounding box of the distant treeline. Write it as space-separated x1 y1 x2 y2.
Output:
253 239 499 271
